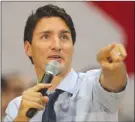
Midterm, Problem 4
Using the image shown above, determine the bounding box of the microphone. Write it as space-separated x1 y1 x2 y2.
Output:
26 60 62 118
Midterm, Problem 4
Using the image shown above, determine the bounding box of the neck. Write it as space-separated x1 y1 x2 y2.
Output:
36 67 71 91
47 75 64 91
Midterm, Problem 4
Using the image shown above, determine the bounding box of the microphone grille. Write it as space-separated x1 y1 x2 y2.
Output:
45 60 62 76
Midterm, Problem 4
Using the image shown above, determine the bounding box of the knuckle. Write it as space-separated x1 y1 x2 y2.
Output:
38 83 44 87
38 92 42 97
27 101 42 109
37 98 41 103
34 98 39 103
36 97 44 105
22 90 28 96
33 84 40 89
42 97 47 103
27 87 33 92
36 83 40 86
34 103 44 109
41 101 45 106
40 105 44 109
42 100 46 105
36 84 45 90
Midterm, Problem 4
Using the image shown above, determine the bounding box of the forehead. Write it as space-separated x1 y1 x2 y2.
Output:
33 17 71 34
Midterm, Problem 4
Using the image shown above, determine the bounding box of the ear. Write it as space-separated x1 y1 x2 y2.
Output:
24 41 32 57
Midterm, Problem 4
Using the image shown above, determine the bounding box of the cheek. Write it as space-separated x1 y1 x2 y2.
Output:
32 43 49 57
63 45 74 58
31 43 50 66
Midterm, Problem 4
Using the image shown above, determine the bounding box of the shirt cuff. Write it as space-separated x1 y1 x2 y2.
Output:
93 69 129 113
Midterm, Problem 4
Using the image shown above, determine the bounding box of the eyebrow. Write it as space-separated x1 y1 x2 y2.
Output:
37 30 53 35
37 29 71 35
60 30 71 34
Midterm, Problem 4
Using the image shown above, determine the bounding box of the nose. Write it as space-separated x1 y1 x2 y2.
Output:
50 36 62 51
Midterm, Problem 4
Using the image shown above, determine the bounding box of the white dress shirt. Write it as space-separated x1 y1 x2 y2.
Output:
4 69 128 122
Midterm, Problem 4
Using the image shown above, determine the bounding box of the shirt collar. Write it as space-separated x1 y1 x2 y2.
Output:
56 68 78 95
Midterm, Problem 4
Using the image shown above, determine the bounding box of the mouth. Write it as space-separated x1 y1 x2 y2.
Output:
48 55 64 62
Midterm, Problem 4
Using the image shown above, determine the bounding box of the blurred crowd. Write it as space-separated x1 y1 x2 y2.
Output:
1 72 36 121
1 72 134 121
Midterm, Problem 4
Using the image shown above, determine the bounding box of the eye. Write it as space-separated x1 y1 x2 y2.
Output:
60 34 69 40
41 34 49 40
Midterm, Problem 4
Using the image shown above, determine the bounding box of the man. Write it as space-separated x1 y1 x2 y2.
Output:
4 4 128 122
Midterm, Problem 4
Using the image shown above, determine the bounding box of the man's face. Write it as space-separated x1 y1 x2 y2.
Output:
25 17 74 77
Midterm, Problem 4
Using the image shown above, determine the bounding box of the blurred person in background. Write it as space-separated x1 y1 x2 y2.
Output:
4 4 129 122
1 72 34 120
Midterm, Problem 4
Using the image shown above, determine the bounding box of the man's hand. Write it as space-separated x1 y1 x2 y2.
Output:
14 83 52 122
97 43 127 92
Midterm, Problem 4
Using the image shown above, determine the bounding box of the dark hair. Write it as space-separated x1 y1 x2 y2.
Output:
24 4 76 64
1 77 8 92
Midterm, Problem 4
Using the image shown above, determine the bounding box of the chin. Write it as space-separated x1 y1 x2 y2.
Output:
47 58 65 65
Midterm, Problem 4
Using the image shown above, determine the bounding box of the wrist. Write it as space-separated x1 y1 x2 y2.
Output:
99 73 127 93
100 78 127 93
101 81 127 93
14 114 29 122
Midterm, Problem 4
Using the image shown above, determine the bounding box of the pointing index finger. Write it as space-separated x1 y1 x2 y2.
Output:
103 44 116 55
31 83 52 92
97 44 116 62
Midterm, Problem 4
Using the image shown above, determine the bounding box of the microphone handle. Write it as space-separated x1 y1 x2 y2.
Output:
26 73 54 118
